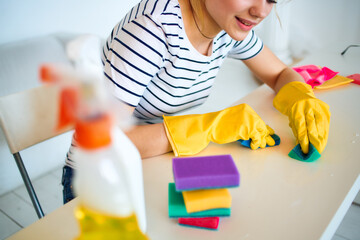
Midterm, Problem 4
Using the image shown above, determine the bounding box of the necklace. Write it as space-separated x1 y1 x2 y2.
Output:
189 1 214 40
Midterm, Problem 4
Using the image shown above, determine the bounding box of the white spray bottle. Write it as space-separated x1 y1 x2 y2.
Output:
40 35 148 238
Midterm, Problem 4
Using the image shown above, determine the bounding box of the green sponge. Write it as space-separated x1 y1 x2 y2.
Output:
288 143 321 162
168 183 231 218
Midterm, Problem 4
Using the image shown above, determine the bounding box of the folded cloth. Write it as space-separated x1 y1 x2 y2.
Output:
293 65 339 88
314 75 353 90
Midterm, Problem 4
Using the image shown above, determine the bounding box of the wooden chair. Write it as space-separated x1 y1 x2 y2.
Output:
0 85 71 218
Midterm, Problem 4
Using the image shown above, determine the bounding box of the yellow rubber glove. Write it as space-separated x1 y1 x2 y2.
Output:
163 103 275 156
273 81 330 154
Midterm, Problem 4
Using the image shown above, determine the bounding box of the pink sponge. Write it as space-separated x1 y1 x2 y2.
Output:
178 217 220 230
172 155 240 191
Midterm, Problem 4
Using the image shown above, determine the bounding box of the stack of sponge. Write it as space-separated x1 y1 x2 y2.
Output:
168 154 240 230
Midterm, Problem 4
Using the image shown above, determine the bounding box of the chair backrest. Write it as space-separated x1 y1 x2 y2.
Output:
0 85 72 154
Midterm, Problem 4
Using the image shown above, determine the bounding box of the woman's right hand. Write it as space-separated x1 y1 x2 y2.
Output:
163 103 276 156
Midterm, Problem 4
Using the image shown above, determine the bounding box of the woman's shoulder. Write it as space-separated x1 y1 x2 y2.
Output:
121 0 183 40
130 0 182 22
125 0 183 50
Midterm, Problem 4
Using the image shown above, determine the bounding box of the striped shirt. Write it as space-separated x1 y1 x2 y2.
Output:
101 0 263 124
65 0 263 167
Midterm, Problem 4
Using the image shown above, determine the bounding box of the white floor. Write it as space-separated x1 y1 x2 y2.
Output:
1 165 360 240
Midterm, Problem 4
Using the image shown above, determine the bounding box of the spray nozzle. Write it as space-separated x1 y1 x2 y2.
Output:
40 35 135 149
40 63 114 149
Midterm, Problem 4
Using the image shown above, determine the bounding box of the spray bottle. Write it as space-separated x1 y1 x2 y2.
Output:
40 35 148 239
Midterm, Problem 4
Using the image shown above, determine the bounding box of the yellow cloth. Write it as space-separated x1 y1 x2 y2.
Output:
182 188 232 213
314 75 353 90
273 81 330 154
163 103 275 156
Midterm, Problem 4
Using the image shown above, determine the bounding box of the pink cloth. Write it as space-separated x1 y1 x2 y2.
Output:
293 65 339 88
347 74 360 85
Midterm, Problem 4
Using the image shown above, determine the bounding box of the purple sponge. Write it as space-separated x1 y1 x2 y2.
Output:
172 155 240 191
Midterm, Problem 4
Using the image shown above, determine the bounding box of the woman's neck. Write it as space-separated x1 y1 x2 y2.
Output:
179 0 220 56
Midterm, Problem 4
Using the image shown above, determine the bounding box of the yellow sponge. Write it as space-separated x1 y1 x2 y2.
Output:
182 188 232 213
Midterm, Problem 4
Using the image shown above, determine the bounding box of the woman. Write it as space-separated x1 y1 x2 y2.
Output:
62 0 330 203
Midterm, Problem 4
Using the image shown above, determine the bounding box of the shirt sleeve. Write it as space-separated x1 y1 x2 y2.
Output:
227 30 264 60
102 15 167 107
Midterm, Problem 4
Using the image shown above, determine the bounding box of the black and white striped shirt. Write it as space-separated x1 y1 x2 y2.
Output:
101 0 263 124
66 0 264 167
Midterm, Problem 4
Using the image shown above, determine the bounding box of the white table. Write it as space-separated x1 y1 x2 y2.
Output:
8 53 360 240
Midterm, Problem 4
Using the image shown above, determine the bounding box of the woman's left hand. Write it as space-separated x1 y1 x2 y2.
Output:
273 81 330 154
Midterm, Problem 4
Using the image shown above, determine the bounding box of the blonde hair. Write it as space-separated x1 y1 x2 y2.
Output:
274 5 282 28
189 0 205 27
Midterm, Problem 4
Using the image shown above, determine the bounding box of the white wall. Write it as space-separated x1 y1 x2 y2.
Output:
0 0 139 195
255 0 360 61
0 0 359 196
288 0 360 58
0 0 139 45
2 0 359 49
